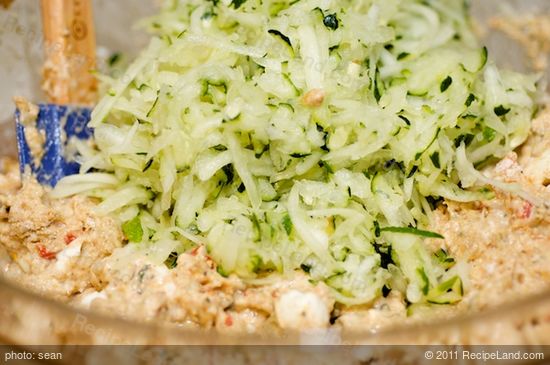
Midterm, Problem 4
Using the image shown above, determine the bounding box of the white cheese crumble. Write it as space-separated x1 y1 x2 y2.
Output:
275 290 330 330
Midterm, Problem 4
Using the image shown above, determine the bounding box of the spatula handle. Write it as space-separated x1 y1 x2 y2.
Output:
41 0 97 105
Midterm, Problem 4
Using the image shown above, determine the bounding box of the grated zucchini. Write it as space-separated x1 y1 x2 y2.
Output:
54 0 539 306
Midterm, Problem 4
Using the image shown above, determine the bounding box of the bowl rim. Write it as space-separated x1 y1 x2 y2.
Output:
2 274 550 345
1 0 550 346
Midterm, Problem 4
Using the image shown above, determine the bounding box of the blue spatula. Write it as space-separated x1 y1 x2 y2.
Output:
16 0 96 186
15 104 93 186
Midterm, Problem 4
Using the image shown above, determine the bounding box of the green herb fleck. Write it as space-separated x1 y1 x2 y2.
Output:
249 255 263 273
146 91 160 117
268 29 292 47
433 248 456 269
164 251 179 269
465 93 475 107
122 215 143 243
397 52 410 60
282 214 293 235
142 159 154 172
323 13 339 30
440 76 453 92
290 152 311 158
373 243 394 269
407 165 418 178
482 127 496 142
217 266 229 277
318 160 334 174
212 144 228 152
430 151 440 169
373 220 381 237
108 53 121 67
426 276 463 304
222 164 234 185
201 10 216 20
454 134 475 148
494 105 511 117
380 226 444 239
398 115 411 126
230 0 247 9
417 267 430 295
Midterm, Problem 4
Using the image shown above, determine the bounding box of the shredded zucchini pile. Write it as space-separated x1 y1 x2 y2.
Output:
55 0 538 306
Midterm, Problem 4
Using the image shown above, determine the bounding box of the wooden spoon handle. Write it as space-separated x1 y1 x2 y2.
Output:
40 0 97 105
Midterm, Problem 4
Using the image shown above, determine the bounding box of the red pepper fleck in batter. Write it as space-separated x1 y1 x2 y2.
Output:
225 315 233 327
37 245 57 260
64 232 77 245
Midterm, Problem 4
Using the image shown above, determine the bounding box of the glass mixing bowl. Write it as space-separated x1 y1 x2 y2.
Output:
0 0 549 353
